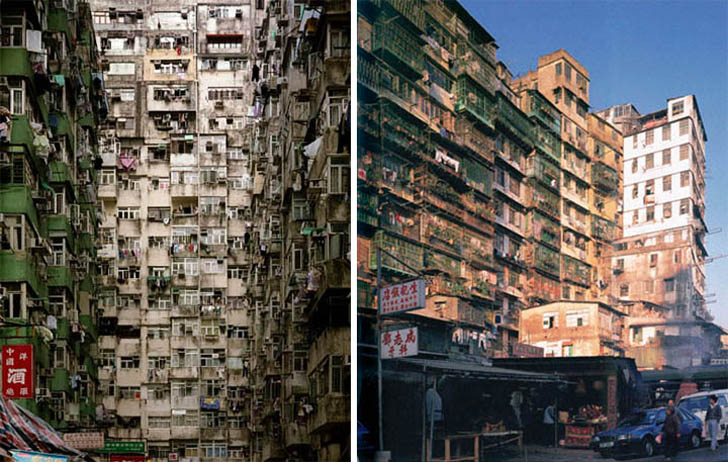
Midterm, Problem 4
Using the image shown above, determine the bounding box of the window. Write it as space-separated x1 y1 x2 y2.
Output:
620 284 629 297
328 157 349 194
645 129 654 145
1 15 25 47
645 179 654 195
329 28 349 57
665 278 675 292
680 171 689 187
644 280 654 294
542 313 558 329
674 250 681 263
662 125 671 141
662 149 671 166
646 206 654 222
227 326 249 339
632 135 638 150
108 62 135 75
679 144 689 160
117 207 140 219
292 244 305 271
663 175 671 192
672 101 684 116
99 350 115 368
148 416 171 428
663 203 672 219
631 159 638 174
555 63 562 76
649 253 658 267
564 63 571 80
118 386 141 399
679 119 689 136
565 310 588 327
120 356 140 369
679 199 689 215
172 413 199 427
645 153 654 169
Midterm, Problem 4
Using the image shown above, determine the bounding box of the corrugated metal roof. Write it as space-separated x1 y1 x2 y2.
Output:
395 358 565 383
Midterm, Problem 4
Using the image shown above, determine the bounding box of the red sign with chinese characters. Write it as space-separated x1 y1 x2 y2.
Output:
380 327 418 359
2 345 33 399
379 279 426 315
110 456 145 462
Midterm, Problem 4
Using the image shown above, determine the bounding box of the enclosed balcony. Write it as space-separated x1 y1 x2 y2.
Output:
496 93 534 148
453 45 496 96
592 162 619 195
562 254 591 287
372 20 423 80
368 231 423 276
455 75 495 130
525 90 561 134
531 212 560 249
533 124 561 163
530 182 560 220
531 244 560 277
529 156 560 191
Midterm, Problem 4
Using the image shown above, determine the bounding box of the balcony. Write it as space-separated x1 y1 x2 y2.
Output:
372 21 423 80
533 125 561 163
532 244 560 277
592 216 615 242
0 253 47 299
369 231 423 276
306 259 350 317
532 212 560 249
309 394 349 434
377 0 426 31
496 93 534 148
47 266 73 293
452 47 496 96
529 157 560 191
526 90 561 134
530 183 560 219
592 162 619 195
79 315 98 342
455 76 495 130
562 255 591 287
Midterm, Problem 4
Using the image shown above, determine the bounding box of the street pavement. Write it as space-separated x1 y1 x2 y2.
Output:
487 444 728 461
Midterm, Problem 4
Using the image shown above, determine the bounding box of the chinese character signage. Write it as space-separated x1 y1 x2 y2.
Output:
12 451 67 462
2 345 33 399
63 432 105 449
379 279 426 315
96 441 146 454
511 342 544 358
380 327 418 359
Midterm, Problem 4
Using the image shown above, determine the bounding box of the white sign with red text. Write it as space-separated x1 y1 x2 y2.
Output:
379 279 426 315
380 327 418 359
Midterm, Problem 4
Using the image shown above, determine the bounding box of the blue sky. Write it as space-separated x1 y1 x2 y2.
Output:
459 0 728 329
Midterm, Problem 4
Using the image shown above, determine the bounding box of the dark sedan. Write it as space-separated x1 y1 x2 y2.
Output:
591 407 703 459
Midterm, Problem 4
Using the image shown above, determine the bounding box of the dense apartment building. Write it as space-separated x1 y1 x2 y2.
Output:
0 0 106 430
597 96 717 368
89 0 350 461
357 1 625 367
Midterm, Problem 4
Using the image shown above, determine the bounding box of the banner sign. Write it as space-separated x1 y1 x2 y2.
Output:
2 345 34 399
381 327 418 359
511 342 545 358
63 432 105 449
379 279 426 315
96 441 146 454
12 451 67 462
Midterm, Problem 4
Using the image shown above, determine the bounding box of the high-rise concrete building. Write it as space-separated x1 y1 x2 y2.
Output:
0 0 107 429
598 96 716 368
88 1 350 460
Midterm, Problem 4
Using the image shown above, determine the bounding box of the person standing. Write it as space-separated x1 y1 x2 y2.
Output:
662 407 681 461
543 401 556 447
706 394 723 451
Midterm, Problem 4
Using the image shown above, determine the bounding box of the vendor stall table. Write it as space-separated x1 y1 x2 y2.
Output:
426 430 523 462
563 422 606 448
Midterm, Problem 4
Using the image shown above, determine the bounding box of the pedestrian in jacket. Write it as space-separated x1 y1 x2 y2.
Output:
662 407 681 460
706 395 723 451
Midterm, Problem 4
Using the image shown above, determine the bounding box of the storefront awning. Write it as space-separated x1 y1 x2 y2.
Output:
0 396 87 459
394 358 566 383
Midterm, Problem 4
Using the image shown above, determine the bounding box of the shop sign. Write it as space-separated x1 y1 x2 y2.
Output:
110 456 145 462
96 441 146 454
2 345 33 399
62 432 105 449
200 397 221 410
379 279 426 315
511 342 544 358
381 327 418 359
12 451 67 462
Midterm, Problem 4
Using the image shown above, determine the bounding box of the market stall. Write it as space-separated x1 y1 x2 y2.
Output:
561 404 608 448
0 396 90 461
494 357 648 449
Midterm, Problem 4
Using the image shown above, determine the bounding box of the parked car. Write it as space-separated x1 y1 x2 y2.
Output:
591 407 703 459
678 389 728 443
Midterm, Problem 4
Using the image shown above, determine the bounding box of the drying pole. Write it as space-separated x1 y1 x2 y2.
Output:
377 247 384 451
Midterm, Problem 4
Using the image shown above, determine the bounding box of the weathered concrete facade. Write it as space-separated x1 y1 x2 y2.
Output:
519 301 625 357
88 1 350 460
